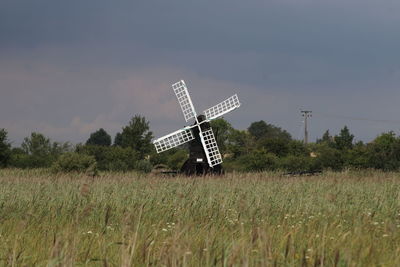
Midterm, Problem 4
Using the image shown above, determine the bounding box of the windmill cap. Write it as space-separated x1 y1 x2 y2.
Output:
197 114 206 122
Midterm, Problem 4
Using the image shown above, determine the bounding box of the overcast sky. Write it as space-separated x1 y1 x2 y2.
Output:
1 0 400 145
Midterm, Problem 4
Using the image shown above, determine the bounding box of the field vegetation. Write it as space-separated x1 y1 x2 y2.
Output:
1 169 400 266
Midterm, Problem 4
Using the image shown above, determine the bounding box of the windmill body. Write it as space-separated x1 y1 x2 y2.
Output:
153 80 240 175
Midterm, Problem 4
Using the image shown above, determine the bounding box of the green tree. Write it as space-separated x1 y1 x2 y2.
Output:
114 132 123 146
0 129 11 168
258 137 289 157
167 149 188 170
317 130 334 146
248 121 269 140
248 120 291 141
334 126 354 150
226 129 253 158
149 147 184 168
86 128 111 146
51 141 72 156
135 160 153 173
345 141 369 169
117 115 153 158
365 132 400 171
239 149 278 172
9 148 30 168
13 132 70 168
210 118 233 153
76 145 138 171
20 132 53 167
280 155 314 172
21 132 51 156
287 140 309 156
313 143 344 171
52 152 97 175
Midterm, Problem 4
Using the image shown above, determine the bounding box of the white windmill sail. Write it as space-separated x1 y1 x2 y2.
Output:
203 94 240 121
153 127 195 153
172 80 197 122
198 128 223 167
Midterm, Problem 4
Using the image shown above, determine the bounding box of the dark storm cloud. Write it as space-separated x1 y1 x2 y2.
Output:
1 0 400 143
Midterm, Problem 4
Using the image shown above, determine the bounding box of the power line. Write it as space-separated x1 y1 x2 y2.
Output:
314 112 400 125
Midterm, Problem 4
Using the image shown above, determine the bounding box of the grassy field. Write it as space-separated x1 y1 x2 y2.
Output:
0 169 400 266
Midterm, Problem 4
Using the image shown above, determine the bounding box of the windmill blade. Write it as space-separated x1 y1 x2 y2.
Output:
203 94 240 121
153 127 195 153
172 80 197 122
198 127 223 167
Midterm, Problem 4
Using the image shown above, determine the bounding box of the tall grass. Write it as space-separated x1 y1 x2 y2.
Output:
0 169 399 266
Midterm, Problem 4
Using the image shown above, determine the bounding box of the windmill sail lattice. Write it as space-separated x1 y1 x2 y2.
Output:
200 129 223 166
153 128 195 153
153 80 240 169
172 80 197 122
204 94 240 121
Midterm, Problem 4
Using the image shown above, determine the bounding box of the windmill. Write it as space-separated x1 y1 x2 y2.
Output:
153 80 241 175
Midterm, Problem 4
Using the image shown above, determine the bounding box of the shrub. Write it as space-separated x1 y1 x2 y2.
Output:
135 160 153 173
258 138 289 157
9 148 32 169
345 142 369 169
106 160 129 172
149 148 188 170
239 149 278 172
51 152 97 175
279 155 314 172
9 133 70 169
0 129 11 168
363 132 400 171
287 140 309 156
76 145 138 171
313 143 344 171
167 150 188 170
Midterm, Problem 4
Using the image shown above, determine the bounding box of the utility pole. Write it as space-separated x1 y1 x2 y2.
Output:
301 110 312 144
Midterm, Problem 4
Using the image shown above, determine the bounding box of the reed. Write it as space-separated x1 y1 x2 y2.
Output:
0 169 399 266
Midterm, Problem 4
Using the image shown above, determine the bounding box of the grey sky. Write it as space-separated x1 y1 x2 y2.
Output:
1 0 400 145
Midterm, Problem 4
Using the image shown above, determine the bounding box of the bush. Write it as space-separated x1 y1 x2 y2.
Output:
51 152 97 175
9 148 53 169
313 144 344 171
106 160 129 172
364 132 400 171
9 148 32 169
76 145 138 171
135 160 153 173
258 138 289 157
0 129 11 168
149 148 188 170
8 133 70 169
288 140 309 156
345 142 369 169
279 155 314 172
239 149 278 172
167 150 188 170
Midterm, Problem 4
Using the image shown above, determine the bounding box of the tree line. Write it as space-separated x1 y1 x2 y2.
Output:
1 114 400 173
